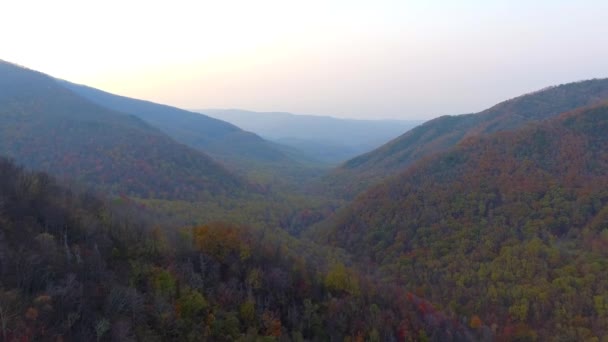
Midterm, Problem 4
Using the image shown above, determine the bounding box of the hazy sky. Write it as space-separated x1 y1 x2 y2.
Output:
2 0 608 119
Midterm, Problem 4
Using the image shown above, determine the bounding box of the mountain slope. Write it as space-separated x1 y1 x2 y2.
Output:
318 104 608 339
201 109 422 163
60 81 325 183
328 79 608 196
0 157 473 341
0 60 244 200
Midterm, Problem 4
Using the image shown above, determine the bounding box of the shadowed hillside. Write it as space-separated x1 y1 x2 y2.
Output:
0 60 246 200
61 81 327 186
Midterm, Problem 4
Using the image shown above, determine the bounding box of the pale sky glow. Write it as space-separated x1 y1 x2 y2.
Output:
2 0 608 119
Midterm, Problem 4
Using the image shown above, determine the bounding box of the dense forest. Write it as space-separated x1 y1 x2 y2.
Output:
0 158 477 341
2 59 608 341
0 61 338 236
318 105 608 340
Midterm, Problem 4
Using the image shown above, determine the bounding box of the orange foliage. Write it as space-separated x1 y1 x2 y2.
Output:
262 311 282 337
192 223 251 261
25 307 39 321
470 315 482 329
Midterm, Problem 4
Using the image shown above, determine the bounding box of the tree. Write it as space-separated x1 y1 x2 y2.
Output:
470 315 482 329
324 262 360 295
177 289 207 320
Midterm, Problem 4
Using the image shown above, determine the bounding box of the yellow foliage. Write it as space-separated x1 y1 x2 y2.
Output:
324 262 360 295
239 299 256 323
246 268 263 290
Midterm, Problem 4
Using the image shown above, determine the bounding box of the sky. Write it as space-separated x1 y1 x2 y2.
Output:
2 0 608 120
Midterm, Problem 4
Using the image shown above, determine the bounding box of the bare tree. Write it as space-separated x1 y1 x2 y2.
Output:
0 289 20 342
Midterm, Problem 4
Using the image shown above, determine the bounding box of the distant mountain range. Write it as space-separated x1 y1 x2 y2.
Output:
199 109 422 164
325 78 608 197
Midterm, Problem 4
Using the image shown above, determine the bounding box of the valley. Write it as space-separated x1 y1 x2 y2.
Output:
1 58 607 341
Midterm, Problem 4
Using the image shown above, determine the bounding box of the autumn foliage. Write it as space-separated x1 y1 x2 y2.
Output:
324 105 608 339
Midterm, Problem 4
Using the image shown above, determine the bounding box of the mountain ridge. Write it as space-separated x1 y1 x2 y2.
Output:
327 78 608 197
60 81 327 185
200 108 423 163
0 60 247 200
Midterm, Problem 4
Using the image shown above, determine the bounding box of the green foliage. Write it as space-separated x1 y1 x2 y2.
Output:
140 186 342 237
177 289 208 319
239 299 256 324
509 300 530 322
594 295 608 317
153 268 177 298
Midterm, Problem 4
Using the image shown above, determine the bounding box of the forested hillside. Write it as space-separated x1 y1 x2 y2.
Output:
327 78 608 197
4 58 608 341
0 157 477 341
319 104 608 339
0 60 339 253
0 60 246 200
61 81 326 186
